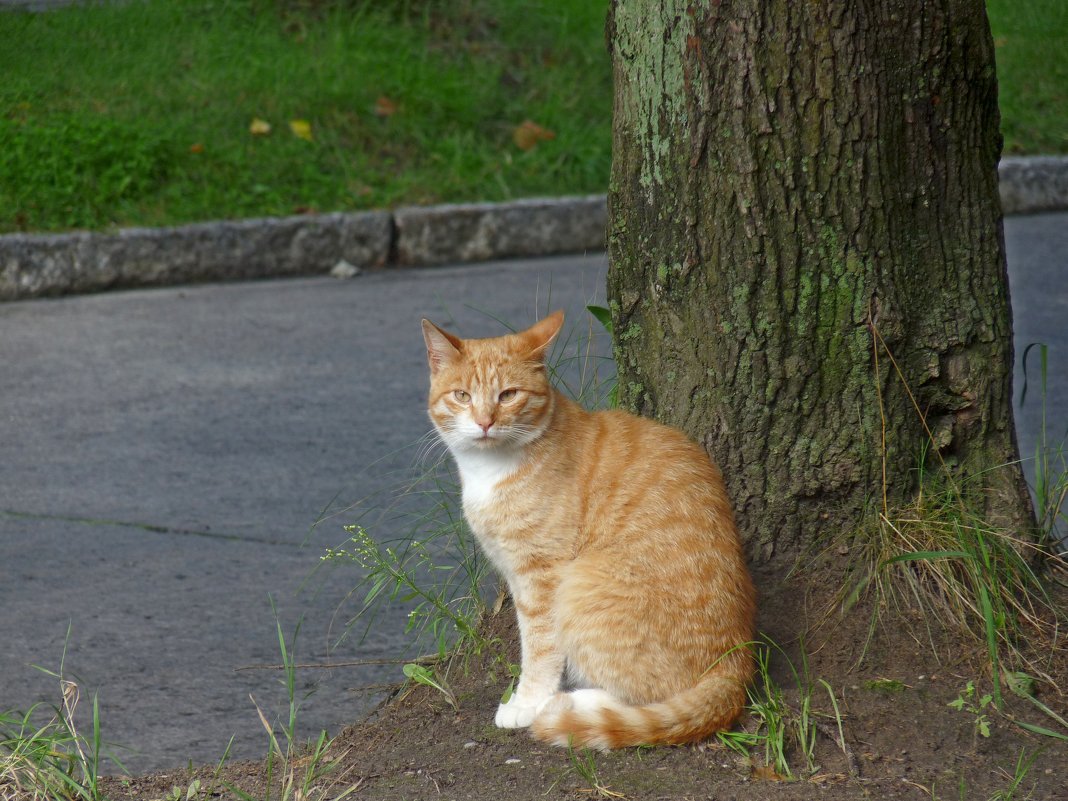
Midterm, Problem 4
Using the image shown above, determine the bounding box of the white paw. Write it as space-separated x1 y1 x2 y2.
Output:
495 695 549 729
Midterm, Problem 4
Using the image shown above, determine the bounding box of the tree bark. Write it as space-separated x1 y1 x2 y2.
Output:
606 0 1034 560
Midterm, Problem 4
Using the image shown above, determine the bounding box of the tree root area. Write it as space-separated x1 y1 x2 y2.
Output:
100 564 1068 801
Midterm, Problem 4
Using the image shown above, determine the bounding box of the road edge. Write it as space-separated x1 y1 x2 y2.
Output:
2 157 1066 302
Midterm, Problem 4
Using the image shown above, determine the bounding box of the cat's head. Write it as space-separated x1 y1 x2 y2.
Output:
421 311 564 453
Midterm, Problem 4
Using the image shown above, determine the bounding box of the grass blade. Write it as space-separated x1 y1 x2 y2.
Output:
1015 720 1068 741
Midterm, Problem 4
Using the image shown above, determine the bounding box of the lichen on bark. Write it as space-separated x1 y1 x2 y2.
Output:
607 0 1033 560
610 3 694 192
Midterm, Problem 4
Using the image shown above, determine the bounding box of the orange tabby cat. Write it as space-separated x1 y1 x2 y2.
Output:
421 310 755 749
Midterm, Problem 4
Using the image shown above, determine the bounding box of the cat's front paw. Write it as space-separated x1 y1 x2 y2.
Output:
495 695 550 729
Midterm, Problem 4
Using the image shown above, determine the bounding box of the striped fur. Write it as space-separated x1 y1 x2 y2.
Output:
421 311 756 749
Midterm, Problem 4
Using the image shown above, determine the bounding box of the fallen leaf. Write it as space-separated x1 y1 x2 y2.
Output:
289 119 313 142
374 96 398 117
189 143 204 154
513 119 555 151
750 764 789 782
810 773 848 785
249 117 272 136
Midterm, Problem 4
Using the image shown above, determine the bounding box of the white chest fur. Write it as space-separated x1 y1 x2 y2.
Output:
452 446 524 511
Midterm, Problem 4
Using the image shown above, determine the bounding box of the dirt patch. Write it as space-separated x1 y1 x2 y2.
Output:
99 563 1068 801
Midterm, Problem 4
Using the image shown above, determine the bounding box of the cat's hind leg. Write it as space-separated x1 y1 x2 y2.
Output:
537 688 615 717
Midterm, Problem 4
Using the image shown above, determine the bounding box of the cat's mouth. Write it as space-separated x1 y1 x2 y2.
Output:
472 429 506 447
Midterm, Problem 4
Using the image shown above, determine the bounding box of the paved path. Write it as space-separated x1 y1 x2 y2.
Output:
0 255 610 772
1006 213 1068 484
2 215 1065 773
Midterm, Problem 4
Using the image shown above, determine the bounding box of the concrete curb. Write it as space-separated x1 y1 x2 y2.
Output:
393 196 607 267
998 156 1068 216
0 196 608 302
0 212 393 302
1 157 1065 302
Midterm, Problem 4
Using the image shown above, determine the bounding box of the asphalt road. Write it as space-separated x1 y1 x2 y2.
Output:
0 254 611 773
1 215 1065 774
1007 214 1068 481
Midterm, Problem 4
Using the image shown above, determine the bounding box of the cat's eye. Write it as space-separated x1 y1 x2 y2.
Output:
453 389 470 403
498 389 518 403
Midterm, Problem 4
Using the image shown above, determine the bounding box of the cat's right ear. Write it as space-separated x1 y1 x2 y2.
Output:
421 319 462 375
522 310 565 361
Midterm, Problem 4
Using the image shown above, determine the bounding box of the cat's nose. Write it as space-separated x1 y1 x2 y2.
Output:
475 415 495 433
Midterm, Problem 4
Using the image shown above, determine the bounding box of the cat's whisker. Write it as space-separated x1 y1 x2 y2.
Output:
414 429 449 467
502 424 541 436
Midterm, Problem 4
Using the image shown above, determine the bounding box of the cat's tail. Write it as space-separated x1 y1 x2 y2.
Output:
529 671 748 750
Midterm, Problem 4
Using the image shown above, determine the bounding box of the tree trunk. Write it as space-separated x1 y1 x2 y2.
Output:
606 0 1034 560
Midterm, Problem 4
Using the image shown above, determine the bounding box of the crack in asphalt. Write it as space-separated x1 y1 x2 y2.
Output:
0 508 306 548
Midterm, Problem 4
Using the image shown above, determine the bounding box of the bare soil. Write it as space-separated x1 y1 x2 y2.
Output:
99 562 1068 801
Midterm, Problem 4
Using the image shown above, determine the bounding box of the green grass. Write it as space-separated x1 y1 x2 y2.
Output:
842 457 1058 707
562 744 623 798
1020 344 1068 542
987 0 1068 154
927 748 1040 801
0 0 611 233
0 628 116 801
716 637 848 782
234 598 351 801
1 0 1060 234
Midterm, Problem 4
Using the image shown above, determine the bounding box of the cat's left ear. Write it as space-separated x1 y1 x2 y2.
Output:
522 310 565 361
422 319 462 375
